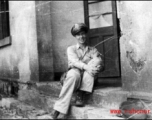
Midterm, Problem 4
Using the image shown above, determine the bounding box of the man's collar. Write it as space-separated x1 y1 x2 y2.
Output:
76 44 89 51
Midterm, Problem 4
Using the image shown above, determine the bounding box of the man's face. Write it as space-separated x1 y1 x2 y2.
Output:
75 31 87 44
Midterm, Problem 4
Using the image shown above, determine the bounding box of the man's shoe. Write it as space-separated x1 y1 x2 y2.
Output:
75 90 84 107
75 99 84 107
51 110 60 119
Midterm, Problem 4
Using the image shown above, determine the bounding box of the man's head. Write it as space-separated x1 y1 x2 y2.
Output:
71 23 89 44
71 23 89 37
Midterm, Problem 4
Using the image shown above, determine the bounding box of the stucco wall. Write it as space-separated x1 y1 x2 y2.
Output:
50 1 84 72
35 1 54 81
119 1 152 92
0 1 39 82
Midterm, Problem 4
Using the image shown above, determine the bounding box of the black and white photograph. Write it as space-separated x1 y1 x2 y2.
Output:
0 0 152 119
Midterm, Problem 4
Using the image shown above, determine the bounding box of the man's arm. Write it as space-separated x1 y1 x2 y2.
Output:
90 47 104 73
67 46 102 75
91 47 102 58
67 46 87 70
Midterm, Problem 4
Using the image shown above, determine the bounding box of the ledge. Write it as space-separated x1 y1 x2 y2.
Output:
0 36 11 48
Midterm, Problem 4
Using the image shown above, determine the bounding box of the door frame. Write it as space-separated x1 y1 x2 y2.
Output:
83 0 121 86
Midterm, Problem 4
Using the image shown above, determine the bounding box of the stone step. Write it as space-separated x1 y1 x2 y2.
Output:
69 105 124 119
37 82 129 110
84 87 129 109
1 81 151 119
1 96 151 119
37 82 152 116
43 95 124 119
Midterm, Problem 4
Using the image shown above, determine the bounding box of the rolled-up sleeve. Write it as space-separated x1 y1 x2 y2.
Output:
91 47 101 58
67 46 86 70
91 47 104 70
91 47 103 64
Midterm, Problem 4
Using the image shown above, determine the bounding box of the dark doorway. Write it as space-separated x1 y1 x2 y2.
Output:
84 1 121 86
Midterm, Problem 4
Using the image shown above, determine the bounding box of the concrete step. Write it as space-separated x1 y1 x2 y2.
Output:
84 87 129 109
37 82 129 110
36 82 152 119
43 95 124 119
38 82 152 108
69 104 124 119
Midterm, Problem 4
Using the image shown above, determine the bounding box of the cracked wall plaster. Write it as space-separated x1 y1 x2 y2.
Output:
120 1 152 92
126 50 146 73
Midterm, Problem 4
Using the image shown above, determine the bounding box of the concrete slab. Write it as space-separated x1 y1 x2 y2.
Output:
85 87 129 109
37 82 152 110
16 82 152 119
69 105 124 119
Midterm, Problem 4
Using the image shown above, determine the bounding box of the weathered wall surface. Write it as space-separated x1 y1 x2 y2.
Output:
35 1 54 81
0 1 39 82
50 1 84 72
119 1 152 92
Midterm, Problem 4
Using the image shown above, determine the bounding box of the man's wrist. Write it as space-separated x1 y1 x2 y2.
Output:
82 64 87 70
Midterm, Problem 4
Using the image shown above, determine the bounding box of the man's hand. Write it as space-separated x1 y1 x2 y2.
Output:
90 65 102 76
96 65 101 71
83 64 99 76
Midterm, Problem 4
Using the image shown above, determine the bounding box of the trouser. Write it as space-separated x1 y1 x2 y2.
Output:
53 68 95 114
53 58 101 114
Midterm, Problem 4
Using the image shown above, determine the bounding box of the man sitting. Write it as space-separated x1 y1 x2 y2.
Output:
52 23 103 119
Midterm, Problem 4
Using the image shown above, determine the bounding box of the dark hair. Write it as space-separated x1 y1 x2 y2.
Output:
71 23 89 36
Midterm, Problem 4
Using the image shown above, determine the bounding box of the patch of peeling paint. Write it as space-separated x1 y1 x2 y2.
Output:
126 50 146 73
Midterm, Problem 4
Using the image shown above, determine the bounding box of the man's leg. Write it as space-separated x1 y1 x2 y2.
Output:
74 58 99 107
80 57 101 92
72 71 95 108
53 68 81 117
79 71 95 93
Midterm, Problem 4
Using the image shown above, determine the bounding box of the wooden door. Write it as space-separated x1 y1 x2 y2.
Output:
84 0 120 78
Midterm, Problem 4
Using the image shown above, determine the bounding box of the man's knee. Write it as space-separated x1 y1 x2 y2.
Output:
66 69 81 81
88 57 102 67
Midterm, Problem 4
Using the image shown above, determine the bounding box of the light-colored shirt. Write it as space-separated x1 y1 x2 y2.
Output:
67 44 102 70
